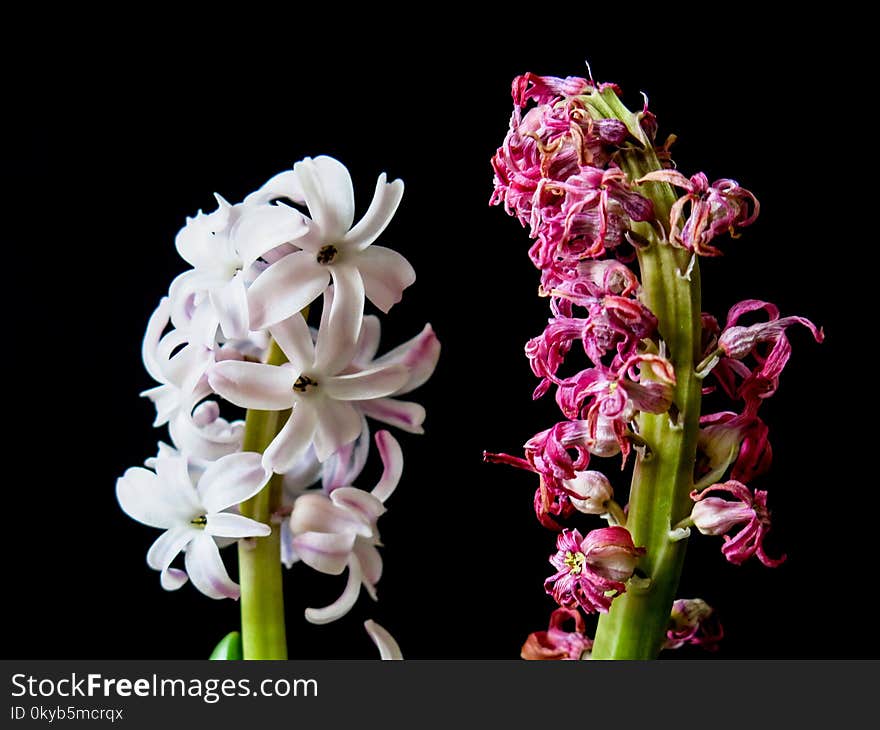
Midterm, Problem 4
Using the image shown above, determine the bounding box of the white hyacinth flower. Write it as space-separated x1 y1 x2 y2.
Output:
208 312 409 472
116 452 271 599
287 431 403 624
245 157 415 358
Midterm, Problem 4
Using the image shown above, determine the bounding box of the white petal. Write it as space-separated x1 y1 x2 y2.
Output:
233 204 308 268
352 315 382 366
198 452 270 512
281 446 323 498
175 199 233 271
372 323 440 395
205 512 271 538
269 313 315 372
210 272 250 341
263 403 319 474
146 525 195 571
161 568 189 591
295 156 355 241
247 250 329 330
304 556 363 625
357 397 426 434
116 466 199 529
244 169 305 206
314 266 364 373
343 174 404 251
290 493 372 538
208 360 297 410
291 530 356 575
168 408 244 463
330 487 386 524
356 245 415 313
371 430 403 502
185 533 240 600
313 400 362 462
140 384 180 428
364 619 402 660
322 415 370 491
142 298 171 383
324 365 409 401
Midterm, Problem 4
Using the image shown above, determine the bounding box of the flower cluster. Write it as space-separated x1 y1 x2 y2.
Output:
118 156 439 638
488 71 821 658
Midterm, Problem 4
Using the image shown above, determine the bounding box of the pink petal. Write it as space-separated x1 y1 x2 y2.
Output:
371 430 403 502
372 322 440 395
290 492 372 538
357 397 426 434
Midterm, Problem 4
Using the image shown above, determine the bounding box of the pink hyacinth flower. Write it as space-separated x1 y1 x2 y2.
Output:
521 607 593 660
639 170 759 256
718 299 824 360
545 527 645 614
690 480 785 567
664 598 723 651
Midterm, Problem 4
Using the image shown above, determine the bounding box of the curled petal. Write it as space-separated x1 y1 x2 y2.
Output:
290 493 373 539
344 174 405 251
146 525 195 572
371 430 403 502
185 532 240 600
292 530 357 575
364 619 403 660
304 555 364 625
160 567 189 591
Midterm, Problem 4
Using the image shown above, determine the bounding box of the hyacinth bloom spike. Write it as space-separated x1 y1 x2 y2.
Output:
488 69 819 659
120 153 438 660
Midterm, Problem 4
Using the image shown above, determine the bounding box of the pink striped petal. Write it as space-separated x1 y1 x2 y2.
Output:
292 530 356 575
184 533 240 600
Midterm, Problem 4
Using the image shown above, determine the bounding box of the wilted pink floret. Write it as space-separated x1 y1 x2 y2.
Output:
698 409 772 484
690 480 785 567
521 607 593 660
664 598 723 651
639 170 759 256
719 299 824 360
545 527 645 614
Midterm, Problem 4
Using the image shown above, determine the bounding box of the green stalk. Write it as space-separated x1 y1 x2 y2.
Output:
237 339 289 660
587 90 703 659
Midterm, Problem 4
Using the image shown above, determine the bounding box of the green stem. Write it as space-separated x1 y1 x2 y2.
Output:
238 340 289 660
588 89 703 659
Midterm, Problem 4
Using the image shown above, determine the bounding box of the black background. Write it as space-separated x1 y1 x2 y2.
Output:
7 14 873 659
